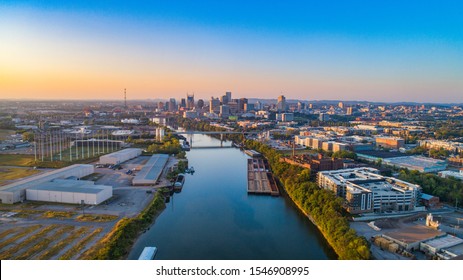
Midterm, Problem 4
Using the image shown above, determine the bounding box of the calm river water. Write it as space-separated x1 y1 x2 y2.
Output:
128 134 336 259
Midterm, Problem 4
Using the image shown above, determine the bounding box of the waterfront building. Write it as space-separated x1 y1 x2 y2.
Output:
317 167 421 214
132 154 169 186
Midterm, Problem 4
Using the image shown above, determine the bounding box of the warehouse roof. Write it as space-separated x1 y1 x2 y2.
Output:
0 164 94 192
133 154 169 184
28 180 110 194
100 148 142 157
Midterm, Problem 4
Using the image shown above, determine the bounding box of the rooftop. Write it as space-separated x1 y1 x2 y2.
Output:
423 235 463 250
28 180 110 194
133 154 169 184
356 150 405 159
384 156 447 169
384 225 444 244
0 164 94 192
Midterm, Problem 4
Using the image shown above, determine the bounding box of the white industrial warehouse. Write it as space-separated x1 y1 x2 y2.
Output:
132 154 169 186
26 179 112 205
99 148 142 165
0 164 94 204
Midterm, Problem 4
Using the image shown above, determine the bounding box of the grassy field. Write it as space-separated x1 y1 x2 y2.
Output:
0 154 35 167
0 129 15 141
75 214 118 222
0 167 40 185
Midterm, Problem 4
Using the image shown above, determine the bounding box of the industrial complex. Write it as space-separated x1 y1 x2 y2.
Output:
318 167 421 214
0 164 97 204
132 154 170 186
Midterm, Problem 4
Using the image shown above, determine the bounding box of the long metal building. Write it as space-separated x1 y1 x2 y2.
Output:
26 179 112 205
0 164 94 204
99 148 142 165
132 154 169 186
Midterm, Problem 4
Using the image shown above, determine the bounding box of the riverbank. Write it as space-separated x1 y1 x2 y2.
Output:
80 191 166 260
246 140 371 260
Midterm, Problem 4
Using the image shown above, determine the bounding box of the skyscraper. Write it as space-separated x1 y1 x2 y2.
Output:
346 107 353 115
220 94 229 105
226 91 232 102
277 95 286 112
196 99 204 109
239 98 248 113
180 98 186 109
168 98 177 112
209 97 220 113
187 94 195 109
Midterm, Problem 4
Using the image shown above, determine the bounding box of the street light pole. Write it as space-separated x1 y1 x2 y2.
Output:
81 200 85 217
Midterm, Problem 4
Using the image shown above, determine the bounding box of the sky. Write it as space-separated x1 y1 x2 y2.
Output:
1 1 463 102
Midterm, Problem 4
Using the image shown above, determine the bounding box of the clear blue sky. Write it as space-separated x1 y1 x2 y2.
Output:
1 1 462 102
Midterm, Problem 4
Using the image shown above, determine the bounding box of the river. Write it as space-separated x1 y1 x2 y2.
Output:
128 134 336 260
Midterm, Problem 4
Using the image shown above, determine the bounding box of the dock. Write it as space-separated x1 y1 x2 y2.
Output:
247 158 279 196
244 149 261 157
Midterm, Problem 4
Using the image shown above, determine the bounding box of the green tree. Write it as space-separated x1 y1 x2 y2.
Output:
22 132 34 142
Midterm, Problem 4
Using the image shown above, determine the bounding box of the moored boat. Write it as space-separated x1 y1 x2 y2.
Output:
174 173 185 189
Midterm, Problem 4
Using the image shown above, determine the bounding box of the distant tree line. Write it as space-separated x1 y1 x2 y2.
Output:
398 169 463 205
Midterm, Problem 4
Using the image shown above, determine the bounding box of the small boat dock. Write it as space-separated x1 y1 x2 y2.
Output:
247 158 279 196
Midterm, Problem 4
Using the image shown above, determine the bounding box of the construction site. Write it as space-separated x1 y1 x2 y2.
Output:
351 211 463 260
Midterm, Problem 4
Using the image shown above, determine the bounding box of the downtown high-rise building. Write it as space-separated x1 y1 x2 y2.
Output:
226 91 232 101
277 95 286 112
168 98 177 112
187 94 195 109
209 97 220 113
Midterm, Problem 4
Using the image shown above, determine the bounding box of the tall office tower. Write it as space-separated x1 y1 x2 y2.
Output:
220 105 230 118
338 102 344 109
346 106 353 115
196 99 204 109
168 98 177 112
297 101 305 111
220 94 229 105
180 98 186 109
277 95 286 112
187 93 195 109
226 91 232 102
239 98 248 113
244 103 255 112
209 97 221 113
158 102 164 111
255 101 262 110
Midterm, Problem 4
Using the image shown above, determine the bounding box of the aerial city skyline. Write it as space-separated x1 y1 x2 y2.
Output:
1 1 463 102
2 1 463 271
